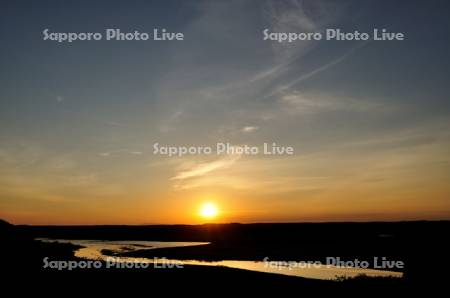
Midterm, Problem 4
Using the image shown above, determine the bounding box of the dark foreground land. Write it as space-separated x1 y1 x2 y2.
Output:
2 219 449 294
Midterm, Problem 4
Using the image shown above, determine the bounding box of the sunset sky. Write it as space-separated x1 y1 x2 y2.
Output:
1 0 450 224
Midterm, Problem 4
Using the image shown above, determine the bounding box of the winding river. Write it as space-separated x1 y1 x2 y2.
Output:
39 238 403 280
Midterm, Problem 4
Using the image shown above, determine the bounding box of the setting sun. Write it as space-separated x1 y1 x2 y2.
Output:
200 202 218 219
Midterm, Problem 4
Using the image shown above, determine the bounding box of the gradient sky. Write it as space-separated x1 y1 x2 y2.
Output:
1 0 450 224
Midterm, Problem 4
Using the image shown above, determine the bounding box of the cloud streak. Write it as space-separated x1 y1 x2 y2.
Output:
98 150 143 157
171 154 241 181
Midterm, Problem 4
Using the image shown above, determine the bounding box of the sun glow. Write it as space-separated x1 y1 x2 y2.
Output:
200 202 218 219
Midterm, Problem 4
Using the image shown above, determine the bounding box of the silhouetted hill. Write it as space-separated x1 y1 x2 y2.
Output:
0 218 12 227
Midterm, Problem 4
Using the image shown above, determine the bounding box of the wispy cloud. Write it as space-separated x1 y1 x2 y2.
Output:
241 126 259 133
271 42 369 97
171 154 241 181
265 0 333 63
160 110 183 133
279 91 384 114
98 150 143 157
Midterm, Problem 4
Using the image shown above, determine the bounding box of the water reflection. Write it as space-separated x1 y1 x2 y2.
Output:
38 238 403 280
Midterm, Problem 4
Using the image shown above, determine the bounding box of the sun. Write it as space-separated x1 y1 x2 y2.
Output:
199 202 218 219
